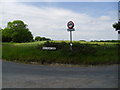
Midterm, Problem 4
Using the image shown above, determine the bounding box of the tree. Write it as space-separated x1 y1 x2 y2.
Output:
113 21 120 40
0 27 2 42
35 36 51 41
35 36 43 41
2 27 13 42
113 22 120 31
2 20 33 42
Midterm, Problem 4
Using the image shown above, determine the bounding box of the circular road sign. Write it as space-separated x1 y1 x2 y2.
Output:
67 21 74 29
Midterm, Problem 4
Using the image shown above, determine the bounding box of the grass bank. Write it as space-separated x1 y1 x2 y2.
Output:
2 41 119 65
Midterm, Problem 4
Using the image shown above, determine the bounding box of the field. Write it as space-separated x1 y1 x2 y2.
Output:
2 41 119 65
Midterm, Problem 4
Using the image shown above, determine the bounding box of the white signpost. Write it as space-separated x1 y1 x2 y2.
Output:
67 21 75 50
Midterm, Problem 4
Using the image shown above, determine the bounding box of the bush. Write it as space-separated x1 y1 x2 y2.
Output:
35 36 51 41
37 41 97 56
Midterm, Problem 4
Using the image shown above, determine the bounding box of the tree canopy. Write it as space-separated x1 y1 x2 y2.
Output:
35 36 51 41
113 22 120 31
2 20 33 42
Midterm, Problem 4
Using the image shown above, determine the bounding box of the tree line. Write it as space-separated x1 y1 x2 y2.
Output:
90 40 120 42
0 20 51 43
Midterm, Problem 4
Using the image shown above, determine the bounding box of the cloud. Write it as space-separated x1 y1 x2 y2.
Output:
0 0 119 2
0 2 118 41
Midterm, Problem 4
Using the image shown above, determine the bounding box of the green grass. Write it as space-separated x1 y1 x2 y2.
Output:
2 41 119 65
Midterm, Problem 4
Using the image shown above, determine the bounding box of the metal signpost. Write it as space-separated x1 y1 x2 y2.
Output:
67 21 75 50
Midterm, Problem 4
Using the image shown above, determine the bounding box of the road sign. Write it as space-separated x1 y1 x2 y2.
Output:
67 21 74 29
67 28 75 31
67 21 75 50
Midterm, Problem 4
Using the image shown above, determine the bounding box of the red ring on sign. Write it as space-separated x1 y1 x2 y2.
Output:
67 21 74 29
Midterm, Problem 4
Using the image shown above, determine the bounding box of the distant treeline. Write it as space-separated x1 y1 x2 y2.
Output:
79 40 120 42
90 40 120 42
35 36 51 41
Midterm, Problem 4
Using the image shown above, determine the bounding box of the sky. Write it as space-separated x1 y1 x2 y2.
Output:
0 1 119 41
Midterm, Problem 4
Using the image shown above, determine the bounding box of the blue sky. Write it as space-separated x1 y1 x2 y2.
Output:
22 2 117 17
0 2 118 41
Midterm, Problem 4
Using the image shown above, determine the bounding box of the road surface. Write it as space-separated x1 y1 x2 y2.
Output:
2 61 118 88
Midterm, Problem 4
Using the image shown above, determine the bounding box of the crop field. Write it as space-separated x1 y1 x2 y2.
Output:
2 41 119 65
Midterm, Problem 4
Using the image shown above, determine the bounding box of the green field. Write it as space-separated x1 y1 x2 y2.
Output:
2 41 119 65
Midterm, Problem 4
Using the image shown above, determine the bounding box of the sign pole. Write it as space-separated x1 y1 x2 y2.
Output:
70 30 72 50
67 21 75 51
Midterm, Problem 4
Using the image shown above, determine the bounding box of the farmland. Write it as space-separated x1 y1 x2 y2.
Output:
2 41 119 65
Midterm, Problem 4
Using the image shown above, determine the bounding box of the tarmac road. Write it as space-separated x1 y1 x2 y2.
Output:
2 61 118 88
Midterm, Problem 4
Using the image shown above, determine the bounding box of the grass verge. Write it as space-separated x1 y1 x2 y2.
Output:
2 41 119 65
